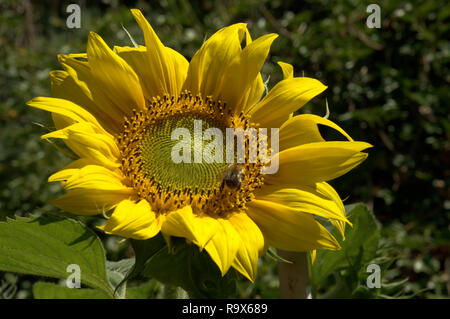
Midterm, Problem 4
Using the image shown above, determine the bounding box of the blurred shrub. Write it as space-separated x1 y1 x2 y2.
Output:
0 0 448 298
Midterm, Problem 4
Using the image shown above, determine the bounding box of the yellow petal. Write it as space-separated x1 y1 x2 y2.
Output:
87 32 145 114
50 165 127 191
45 159 98 184
331 220 347 241
257 182 351 240
57 53 124 134
249 77 327 128
204 218 241 276
48 168 79 183
114 44 189 100
264 141 372 186
277 61 294 79
161 206 220 249
182 23 247 101
220 33 278 113
50 69 70 88
49 70 115 131
27 97 108 135
98 199 162 240
315 182 349 240
255 184 351 224
228 213 264 282
247 199 340 251
56 53 92 100
131 9 188 97
246 61 292 117
279 114 353 150
310 250 317 264
41 122 120 170
241 73 264 114
48 159 102 182
51 188 134 216
167 47 190 95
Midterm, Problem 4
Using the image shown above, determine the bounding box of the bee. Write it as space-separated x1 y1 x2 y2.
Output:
220 163 245 190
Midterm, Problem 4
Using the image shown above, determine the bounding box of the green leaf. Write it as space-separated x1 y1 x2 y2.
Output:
33 282 109 299
310 203 380 289
128 234 167 280
106 258 135 276
125 281 160 299
318 273 353 299
381 277 410 290
132 236 236 298
0 215 113 297
152 242 236 298
106 258 135 299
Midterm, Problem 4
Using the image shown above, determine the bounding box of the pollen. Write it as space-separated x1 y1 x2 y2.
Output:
117 90 265 217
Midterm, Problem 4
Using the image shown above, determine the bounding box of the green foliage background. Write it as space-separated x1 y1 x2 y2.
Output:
0 0 448 298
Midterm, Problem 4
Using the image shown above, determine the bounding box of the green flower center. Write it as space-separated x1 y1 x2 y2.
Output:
117 91 264 216
140 113 229 193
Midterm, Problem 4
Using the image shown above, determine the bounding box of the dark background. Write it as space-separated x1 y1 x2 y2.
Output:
0 0 448 298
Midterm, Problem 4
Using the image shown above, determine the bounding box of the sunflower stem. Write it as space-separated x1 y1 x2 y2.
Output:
277 251 311 299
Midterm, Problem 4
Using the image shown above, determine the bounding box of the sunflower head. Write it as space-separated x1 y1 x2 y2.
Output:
28 9 371 282
117 90 265 218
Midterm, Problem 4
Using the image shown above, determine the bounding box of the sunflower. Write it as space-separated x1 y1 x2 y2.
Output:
28 9 371 282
